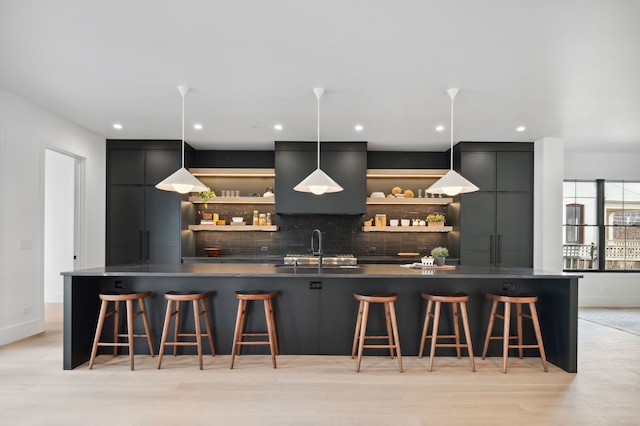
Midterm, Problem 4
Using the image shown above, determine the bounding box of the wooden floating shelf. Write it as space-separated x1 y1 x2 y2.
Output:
188 196 275 204
362 226 453 233
366 197 452 205
188 225 278 232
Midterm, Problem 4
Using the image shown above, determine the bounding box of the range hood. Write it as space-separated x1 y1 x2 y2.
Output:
274 141 367 215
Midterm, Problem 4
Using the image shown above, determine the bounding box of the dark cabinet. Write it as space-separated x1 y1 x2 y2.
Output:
456 143 533 267
106 140 182 265
274 141 367 215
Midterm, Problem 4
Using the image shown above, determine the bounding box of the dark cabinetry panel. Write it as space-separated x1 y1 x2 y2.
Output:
274 141 367 215
106 140 182 265
457 143 533 267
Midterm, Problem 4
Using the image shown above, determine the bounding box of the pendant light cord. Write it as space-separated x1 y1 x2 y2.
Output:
181 91 185 168
317 93 321 169
450 94 454 171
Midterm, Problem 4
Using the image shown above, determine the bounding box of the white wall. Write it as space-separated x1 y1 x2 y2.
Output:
0 89 105 345
564 148 640 307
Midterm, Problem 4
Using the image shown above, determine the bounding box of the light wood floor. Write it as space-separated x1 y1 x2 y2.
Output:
1 305 639 425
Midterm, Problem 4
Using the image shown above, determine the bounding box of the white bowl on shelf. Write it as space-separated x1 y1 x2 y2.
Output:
232 217 244 223
401 219 410 226
371 192 385 198
389 219 399 226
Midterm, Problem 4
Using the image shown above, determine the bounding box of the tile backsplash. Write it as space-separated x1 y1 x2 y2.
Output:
193 203 448 257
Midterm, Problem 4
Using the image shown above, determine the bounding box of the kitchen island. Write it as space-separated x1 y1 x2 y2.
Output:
62 264 580 372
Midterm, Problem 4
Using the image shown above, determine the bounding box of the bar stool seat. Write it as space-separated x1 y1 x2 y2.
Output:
418 292 475 372
482 293 548 373
230 291 279 369
89 291 154 370
351 293 402 373
157 291 215 370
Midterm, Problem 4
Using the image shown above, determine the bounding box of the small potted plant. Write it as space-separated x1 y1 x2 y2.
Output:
198 188 216 208
426 213 445 227
431 246 449 266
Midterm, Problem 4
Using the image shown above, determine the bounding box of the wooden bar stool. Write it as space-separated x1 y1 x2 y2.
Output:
351 293 403 373
482 293 548 373
418 292 475 372
230 291 279 369
89 291 154 370
157 291 215 370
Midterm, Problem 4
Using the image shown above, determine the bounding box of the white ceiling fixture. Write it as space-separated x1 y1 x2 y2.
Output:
113 123 122 129
194 123 203 130
427 88 479 196
516 126 526 132
435 125 444 132
354 124 363 131
294 88 343 195
156 86 208 194
274 124 283 130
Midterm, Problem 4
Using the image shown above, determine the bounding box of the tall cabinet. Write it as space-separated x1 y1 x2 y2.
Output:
106 140 182 265
454 142 534 267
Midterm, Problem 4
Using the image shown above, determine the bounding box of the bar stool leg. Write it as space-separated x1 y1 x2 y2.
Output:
452 302 461 358
138 297 155 357
388 301 403 373
267 298 279 355
383 302 394 359
173 301 181 356
125 300 135 370
482 299 499 359
351 301 364 358
230 299 246 369
459 301 476 372
529 302 549 372
418 299 433 358
199 298 216 357
428 301 442 372
356 301 370 372
502 302 511 373
263 299 277 368
157 299 174 369
516 303 524 359
89 300 109 370
190 299 203 370
113 301 120 357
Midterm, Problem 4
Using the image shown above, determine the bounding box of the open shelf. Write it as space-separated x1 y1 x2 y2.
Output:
366 197 452 205
188 196 275 204
188 225 278 232
362 226 453 233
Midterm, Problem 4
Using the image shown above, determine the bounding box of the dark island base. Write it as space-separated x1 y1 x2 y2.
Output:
64 271 577 372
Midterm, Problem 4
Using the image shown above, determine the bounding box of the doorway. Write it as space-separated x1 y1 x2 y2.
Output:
44 148 83 303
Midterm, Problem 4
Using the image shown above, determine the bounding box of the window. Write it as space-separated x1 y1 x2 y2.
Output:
563 180 640 271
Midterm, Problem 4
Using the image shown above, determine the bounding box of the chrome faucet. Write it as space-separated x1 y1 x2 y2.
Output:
311 229 323 269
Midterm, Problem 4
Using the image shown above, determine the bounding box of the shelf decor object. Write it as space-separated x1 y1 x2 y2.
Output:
294 88 343 195
156 86 208 194
426 88 479 196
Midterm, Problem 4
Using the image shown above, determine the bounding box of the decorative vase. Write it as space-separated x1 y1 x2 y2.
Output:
435 257 446 266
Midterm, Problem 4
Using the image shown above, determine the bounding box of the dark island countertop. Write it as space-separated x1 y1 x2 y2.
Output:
62 263 579 279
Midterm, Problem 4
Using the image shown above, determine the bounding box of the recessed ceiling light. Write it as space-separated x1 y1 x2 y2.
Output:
435 125 444 132
113 123 122 129
274 124 283 130
516 126 526 132
355 124 364 131
194 123 203 130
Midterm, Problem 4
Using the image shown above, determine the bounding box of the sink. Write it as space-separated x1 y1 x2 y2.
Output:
283 254 357 266
274 264 363 270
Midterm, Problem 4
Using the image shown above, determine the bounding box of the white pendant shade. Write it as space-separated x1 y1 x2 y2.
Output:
156 167 208 194
425 169 479 196
427 88 479 197
294 88 343 195
156 85 208 194
294 168 344 195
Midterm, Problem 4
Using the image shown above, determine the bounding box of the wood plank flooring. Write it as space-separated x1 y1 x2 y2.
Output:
0 305 639 425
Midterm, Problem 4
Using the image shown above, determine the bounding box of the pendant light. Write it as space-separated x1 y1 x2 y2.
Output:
156 86 208 194
293 88 343 195
427 88 479 196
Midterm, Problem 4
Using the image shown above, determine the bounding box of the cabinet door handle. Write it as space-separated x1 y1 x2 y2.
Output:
497 234 502 264
139 231 143 260
490 235 495 264
145 231 150 260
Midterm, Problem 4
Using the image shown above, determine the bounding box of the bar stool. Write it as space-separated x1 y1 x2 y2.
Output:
351 293 403 373
89 291 154 370
230 291 279 369
482 293 548 373
418 292 475 372
157 291 215 370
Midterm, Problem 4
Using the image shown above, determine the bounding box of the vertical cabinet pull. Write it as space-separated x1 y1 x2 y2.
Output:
145 231 150 260
139 230 143 260
497 235 502 264
489 235 495 264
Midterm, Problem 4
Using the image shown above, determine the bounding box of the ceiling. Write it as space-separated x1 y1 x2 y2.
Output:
1 1 639 153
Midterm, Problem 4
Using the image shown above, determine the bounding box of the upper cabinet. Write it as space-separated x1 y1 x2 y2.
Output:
274 141 367 215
